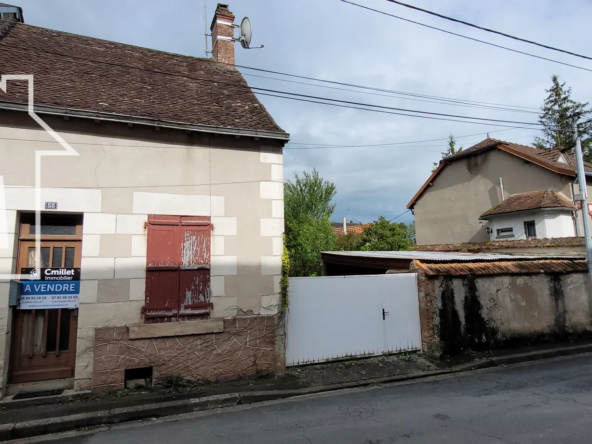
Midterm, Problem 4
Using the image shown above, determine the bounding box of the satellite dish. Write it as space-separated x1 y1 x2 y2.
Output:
240 17 252 49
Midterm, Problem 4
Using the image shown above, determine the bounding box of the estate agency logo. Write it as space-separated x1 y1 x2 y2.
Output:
0 75 79 280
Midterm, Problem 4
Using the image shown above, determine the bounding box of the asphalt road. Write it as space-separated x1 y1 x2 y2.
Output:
57 354 592 444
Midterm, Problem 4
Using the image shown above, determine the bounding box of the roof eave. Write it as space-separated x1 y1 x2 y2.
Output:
497 143 576 177
480 206 577 220
0 101 291 142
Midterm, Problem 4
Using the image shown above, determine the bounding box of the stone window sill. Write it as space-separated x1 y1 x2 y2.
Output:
128 319 223 340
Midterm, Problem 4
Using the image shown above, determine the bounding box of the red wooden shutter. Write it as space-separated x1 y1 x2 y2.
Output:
179 218 212 320
145 216 181 323
144 215 211 323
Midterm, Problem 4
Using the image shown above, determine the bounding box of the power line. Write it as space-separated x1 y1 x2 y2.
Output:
0 128 539 151
3 179 287 190
287 126 537 148
236 65 539 112
286 132 540 150
389 209 411 222
385 0 592 62
256 92 540 128
242 72 539 115
1 45 542 128
341 1 592 73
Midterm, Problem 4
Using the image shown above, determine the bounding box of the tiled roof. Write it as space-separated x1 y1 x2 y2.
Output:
333 223 369 236
414 237 585 253
414 258 586 276
445 138 592 174
0 22 287 138
480 189 576 219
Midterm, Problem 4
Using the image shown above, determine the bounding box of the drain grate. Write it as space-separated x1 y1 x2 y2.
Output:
13 389 64 400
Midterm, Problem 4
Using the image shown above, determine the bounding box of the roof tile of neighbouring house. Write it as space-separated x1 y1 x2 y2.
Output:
480 189 577 219
445 138 592 173
413 258 587 276
413 237 585 253
332 223 370 236
0 22 287 137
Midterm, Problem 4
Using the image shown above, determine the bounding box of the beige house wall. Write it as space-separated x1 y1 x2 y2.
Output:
413 149 575 245
0 111 285 394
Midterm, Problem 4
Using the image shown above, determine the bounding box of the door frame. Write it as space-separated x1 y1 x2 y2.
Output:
8 212 83 385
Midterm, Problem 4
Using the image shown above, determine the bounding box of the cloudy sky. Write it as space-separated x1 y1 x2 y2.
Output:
9 0 592 224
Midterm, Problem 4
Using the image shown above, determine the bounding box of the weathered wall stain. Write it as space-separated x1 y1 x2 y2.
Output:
438 277 463 354
550 274 567 336
462 276 497 351
428 272 592 356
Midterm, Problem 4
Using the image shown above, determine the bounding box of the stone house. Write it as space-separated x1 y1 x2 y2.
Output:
0 3 288 396
408 138 592 245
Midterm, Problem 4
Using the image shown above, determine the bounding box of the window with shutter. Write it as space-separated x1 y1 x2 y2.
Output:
144 215 212 323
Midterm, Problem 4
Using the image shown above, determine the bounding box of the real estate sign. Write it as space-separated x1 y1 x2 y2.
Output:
19 268 81 309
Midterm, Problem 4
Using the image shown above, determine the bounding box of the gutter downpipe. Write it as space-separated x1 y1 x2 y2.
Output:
573 124 592 312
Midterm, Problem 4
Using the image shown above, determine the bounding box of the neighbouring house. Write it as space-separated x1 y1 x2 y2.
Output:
407 138 592 245
0 3 288 397
480 189 577 241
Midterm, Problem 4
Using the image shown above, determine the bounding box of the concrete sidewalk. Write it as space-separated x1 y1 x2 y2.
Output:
1 339 592 441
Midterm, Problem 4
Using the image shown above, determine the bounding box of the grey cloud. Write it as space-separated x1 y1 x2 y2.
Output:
11 0 592 223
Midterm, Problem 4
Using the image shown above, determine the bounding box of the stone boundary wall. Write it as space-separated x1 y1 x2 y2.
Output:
416 270 592 356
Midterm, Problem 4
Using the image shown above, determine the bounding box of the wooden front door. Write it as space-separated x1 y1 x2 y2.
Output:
9 214 82 384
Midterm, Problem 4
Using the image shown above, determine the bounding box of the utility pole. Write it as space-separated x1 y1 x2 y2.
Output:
573 123 592 302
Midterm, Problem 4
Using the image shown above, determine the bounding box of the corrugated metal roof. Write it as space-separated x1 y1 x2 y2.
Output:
323 251 585 262
414 259 587 276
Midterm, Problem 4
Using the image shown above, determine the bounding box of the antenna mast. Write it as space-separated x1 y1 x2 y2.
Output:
204 2 209 57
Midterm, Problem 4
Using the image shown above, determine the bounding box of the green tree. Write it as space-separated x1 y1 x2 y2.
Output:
284 169 336 223
285 214 336 277
336 232 364 251
360 216 410 251
534 75 592 161
432 134 463 171
284 169 337 277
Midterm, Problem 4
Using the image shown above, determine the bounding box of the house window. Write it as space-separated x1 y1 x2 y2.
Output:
496 227 514 239
524 221 537 239
144 215 212 324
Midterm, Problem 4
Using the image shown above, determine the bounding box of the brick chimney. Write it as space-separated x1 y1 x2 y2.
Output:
210 3 235 65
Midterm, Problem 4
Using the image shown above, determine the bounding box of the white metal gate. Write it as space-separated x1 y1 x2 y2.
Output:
286 273 422 366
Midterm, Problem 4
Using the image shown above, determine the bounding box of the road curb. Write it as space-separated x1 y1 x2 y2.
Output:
3 345 592 441
451 343 592 372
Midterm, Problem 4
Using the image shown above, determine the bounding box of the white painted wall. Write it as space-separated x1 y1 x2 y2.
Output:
286 274 421 366
486 210 576 241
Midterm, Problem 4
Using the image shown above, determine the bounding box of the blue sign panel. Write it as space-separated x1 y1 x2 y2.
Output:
22 282 80 295
19 281 80 310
